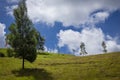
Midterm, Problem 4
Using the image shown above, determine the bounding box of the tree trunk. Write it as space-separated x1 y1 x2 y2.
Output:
22 56 25 69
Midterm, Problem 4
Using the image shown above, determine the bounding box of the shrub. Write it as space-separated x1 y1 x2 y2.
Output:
0 52 5 57
7 48 14 57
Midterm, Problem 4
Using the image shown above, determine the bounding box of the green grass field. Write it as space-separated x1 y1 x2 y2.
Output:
0 50 120 80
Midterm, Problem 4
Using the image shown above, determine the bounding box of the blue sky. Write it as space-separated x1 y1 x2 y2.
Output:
0 0 120 55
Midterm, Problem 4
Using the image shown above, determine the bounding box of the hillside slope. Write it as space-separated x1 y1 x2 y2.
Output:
0 52 120 80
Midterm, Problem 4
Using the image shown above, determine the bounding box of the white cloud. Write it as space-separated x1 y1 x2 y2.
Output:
0 23 6 48
88 11 110 25
6 0 120 27
57 27 120 55
26 0 120 27
6 5 18 16
107 40 120 52
94 12 109 21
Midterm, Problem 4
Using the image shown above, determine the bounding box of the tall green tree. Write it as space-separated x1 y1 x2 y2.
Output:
6 0 44 69
102 41 107 53
80 42 87 55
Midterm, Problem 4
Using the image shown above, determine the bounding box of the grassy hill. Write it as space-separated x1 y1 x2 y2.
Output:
0 48 8 57
0 50 120 80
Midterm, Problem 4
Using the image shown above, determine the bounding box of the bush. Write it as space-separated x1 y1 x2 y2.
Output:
7 48 14 57
0 52 5 57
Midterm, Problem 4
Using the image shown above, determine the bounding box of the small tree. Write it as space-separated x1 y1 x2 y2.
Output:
80 42 87 55
72 49 76 55
102 41 107 53
6 0 44 69
37 32 45 51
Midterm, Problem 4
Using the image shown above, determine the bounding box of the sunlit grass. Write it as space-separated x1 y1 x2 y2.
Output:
0 50 120 80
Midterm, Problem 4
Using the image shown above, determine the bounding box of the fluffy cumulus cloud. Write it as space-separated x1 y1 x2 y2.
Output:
57 27 120 55
6 0 120 26
88 11 110 25
0 23 6 48
26 0 120 27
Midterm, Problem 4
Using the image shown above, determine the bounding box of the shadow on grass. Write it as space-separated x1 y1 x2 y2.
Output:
12 68 53 80
39 61 97 66
39 62 85 66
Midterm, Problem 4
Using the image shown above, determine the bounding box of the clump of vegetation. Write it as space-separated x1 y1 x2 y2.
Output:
0 48 7 57
7 48 14 57
0 52 5 57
